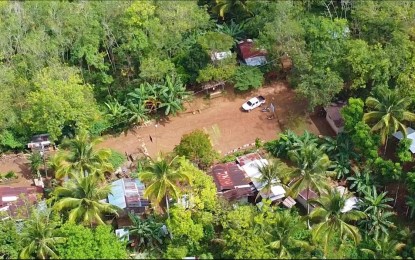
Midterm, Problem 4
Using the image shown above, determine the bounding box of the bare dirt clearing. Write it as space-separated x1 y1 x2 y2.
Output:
0 81 333 185
98 81 333 157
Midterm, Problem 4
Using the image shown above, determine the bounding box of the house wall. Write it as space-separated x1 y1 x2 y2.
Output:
296 196 315 212
326 114 342 134
245 56 267 66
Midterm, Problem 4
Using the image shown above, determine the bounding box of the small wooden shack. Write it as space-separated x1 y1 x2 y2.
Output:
202 81 225 98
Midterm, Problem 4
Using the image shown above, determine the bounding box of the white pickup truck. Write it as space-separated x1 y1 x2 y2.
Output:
241 96 266 112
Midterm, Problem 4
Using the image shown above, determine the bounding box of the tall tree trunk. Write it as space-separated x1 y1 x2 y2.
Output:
165 195 173 239
394 183 400 208
383 136 389 155
165 195 170 219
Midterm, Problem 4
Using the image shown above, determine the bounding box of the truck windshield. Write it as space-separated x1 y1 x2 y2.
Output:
247 101 253 106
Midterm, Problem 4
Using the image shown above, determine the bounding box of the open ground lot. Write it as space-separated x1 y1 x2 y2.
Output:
0 81 334 186
98 81 333 157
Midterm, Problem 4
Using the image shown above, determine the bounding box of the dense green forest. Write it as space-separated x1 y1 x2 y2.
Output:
3 0 415 259
2 0 415 149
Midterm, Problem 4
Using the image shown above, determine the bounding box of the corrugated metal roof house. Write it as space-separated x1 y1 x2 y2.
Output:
0 186 44 218
237 39 267 66
108 178 150 215
211 162 254 201
210 152 287 203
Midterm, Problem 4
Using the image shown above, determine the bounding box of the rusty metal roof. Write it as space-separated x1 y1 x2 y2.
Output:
236 152 262 166
0 186 44 217
211 162 251 192
221 187 254 201
237 40 267 60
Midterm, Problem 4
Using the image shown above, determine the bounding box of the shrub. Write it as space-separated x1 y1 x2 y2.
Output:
0 130 24 152
108 150 125 169
89 119 110 137
397 138 413 163
5 171 16 179
232 65 263 91
174 129 219 169
220 147 256 163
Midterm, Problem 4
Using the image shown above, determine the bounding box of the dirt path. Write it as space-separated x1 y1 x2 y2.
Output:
98 81 328 158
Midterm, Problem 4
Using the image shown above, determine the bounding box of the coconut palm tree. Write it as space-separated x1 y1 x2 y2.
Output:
59 130 113 179
19 209 66 259
49 174 119 226
269 210 312 258
360 235 405 259
48 152 71 180
254 159 292 200
138 154 191 218
293 131 319 151
363 88 415 151
288 144 332 224
127 213 165 253
309 189 366 256
212 0 252 20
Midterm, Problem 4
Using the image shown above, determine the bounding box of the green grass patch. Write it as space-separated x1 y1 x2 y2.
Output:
108 149 125 169
220 147 257 163
282 112 307 134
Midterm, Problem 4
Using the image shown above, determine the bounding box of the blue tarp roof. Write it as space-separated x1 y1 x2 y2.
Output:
108 179 127 209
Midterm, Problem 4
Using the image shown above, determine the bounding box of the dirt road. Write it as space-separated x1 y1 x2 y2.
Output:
98 81 327 158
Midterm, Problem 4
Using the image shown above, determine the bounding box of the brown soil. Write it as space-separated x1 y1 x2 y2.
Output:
97 81 330 158
0 154 33 187
0 81 334 188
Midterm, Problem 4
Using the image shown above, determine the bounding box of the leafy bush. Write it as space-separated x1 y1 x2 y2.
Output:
28 151 43 175
5 171 17 179
215 20 246 41
406 172 415 193
174 129 219 169
0 130 24 151
108 150 125 169
264 130 318 159
197 63 237 83
89 119 111 137
397 138 413 163
220 147 257 163
197 32 234 53
232 65 264 91
372 157 402 183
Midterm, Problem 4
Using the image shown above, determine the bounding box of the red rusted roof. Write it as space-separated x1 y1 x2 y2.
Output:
236 152 262 166
221 187 254 201
0 186 44 217
237 40 267 60
211 162 251 192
